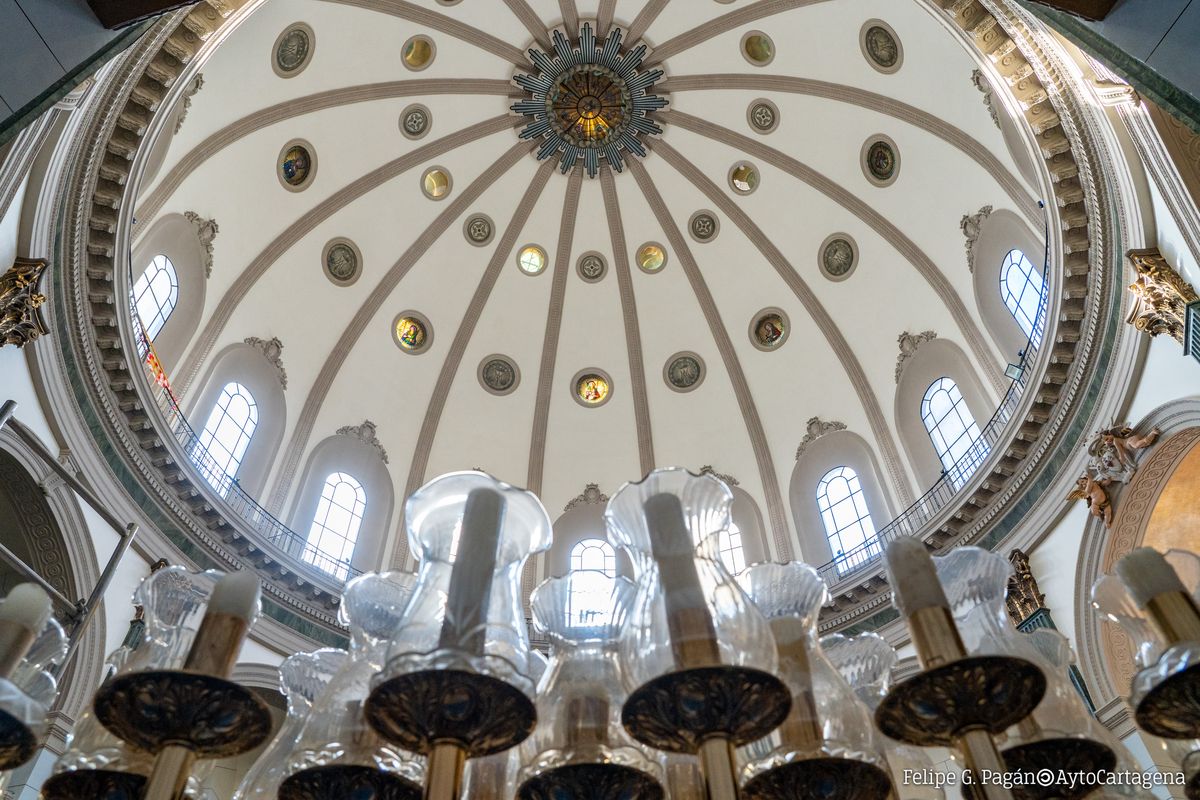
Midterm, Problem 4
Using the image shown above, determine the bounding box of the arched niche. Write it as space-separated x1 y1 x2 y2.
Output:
131 213 208 370
969 208 1044 359
545 503 633 580
894 338 994 488
185 342 287 498
0 448 76 597
287 433 394 574
789 430 896 566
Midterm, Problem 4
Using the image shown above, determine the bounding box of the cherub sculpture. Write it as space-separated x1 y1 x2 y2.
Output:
1069 472 1114 527
1090 424 1160 475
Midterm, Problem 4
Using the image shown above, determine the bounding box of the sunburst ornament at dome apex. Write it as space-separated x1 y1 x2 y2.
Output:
512 24 668 178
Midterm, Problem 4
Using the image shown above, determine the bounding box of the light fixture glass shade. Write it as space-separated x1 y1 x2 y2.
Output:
934 546 1014 656
516 572 663 798
1000 628 1154 799
281 571 424 798
1092 549 1200 677
605 467 777 687
821 632 945 800
377 471 552 692
44 567 224 796
232 647 347 800
735 562 891 799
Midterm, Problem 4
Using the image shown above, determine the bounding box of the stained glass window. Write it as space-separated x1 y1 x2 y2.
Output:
1000 249 1045 342
195 382 258 494
304 472 366 580
921 377 987 488
817 466 879 573
133 255 179 341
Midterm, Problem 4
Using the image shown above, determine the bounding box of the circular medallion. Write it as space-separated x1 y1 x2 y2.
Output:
819 233 858 281
741 31 775 66
277 140 316 191
400 104 431 140
636 243 667 273
273 23 314 78
573 369 613 407
861 135 899 186
402 35 435 71
861 20 903 74
478 355 520 396
577 251 607 283
421 166 452 200
393 312 432 354
463 214 494 246
517 244 547 275
728 163 760 195
750 308 789 351
511 25 668 178
322 238 361 286
664 352 706 393
689 212 720 243
747 99 779 134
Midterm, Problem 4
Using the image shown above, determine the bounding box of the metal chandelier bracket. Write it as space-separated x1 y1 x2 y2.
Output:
511 24 668 178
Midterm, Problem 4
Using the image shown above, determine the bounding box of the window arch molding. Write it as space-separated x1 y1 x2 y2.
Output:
185 342 286 498
967 208 1044 357
287 433 394 574
546 504 633 581
790 429 896 565
894 338 994 488
130 213 209 369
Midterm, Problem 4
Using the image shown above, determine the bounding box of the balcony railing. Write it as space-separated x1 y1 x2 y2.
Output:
127 225 1050 589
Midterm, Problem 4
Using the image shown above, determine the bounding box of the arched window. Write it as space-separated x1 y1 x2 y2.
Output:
195 382 258 493
132 255 179 341
570 538 617 576
921 377 987 488
817 466 880 572
567 538 617 628
717 524 746 574
304 472 366 580
999 249 1044 342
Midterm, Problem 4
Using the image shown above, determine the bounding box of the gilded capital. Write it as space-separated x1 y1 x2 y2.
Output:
1125 248 1199 344
1005 548 1047 625
1 258 50 348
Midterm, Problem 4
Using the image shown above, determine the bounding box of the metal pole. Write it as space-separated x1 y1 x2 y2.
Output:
61 523 138 669
0 399 15 430
0 539 77 611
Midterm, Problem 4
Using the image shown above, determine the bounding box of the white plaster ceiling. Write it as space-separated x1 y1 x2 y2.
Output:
133 0 1043 565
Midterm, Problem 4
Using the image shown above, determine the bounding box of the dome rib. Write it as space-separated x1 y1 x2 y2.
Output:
600 169 655 476
664 108 1009 394
502 0 554 51
174 114 523 395
397 158 559 566
644 0 832 68
648 136 915 506
264 140 536 515
526 169 584 495
659 73 1040 226
628 158 792 561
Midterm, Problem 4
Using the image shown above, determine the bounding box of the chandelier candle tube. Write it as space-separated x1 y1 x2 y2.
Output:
644 493 721 669
884 538 1014 800
438 488 503 655
1116 548 1200 645
768 618 822 751
143 571 260 800
0 584 53 679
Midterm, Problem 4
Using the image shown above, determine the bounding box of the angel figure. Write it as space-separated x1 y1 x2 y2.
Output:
1069 472 1113 527
1094 425 1160 473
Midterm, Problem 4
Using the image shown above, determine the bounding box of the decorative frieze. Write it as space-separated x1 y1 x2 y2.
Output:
795 417 848 460
1125 248 1198 344
894 330 937 383
970 69 1001 128
335 420 388 464
244 336 287 388
564 483 608 513
699 465 739 487
184 211 218 277
1 258 49 348
174 73 204 134
960 205 993 274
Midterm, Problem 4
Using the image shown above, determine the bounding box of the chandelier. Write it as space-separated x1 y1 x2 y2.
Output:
512 25 668 179
2 468 1198 799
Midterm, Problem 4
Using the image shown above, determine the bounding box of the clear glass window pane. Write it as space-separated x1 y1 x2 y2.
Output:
817 466 880 573
132 254 180 341
303 472 366 580
921 377 988 489
195 382 258 495
999 249 1045 342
